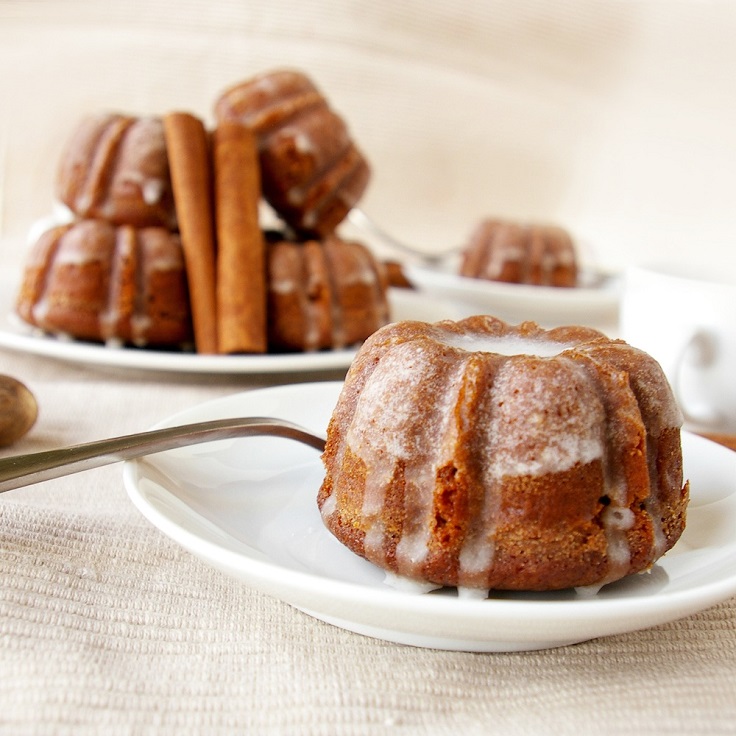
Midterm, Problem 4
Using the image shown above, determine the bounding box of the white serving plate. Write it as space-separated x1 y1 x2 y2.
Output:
0 274 461 375
123 381 736 652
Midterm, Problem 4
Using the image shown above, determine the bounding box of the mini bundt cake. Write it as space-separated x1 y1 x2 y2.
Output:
15 220 192 347
266 232 389 352
318 316 689 593
460 219 578 287
56 113 177 230
214 69 371 237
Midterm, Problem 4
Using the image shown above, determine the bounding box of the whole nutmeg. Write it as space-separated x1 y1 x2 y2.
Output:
0 375 38 447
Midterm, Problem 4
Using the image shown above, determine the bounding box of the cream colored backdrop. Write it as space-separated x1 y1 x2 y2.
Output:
1 0 735 272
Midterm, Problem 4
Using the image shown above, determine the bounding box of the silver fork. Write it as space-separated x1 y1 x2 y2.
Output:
348 208 459 265
350 208 610 286
0 417 325 493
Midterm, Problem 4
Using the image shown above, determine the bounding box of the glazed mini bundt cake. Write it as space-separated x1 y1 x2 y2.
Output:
318 316 689 593
15 220 192 347
460 219 578 287
214 69 371 237
56 113 176 230
266 232 390 352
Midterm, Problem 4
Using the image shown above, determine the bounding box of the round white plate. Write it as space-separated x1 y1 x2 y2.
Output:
0 280 460 375
405 262 621 328
123 381 736 652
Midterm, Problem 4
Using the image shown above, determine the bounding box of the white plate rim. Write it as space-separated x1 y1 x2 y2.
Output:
122 381 736 651
405 263 621 323
0 285 454 375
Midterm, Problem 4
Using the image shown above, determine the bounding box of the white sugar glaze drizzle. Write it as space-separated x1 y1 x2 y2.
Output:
279 127 316 156
457 586 491 600
109 118 169 210
346 343 464 575
254 73 279 94
286 183 308 207
577 342 684 570
483 357 605 479
383 572 441 595
52 237 106 266
382 573 489 599
131 314 153 346
439 333 575 357
269 277 295 295
303 263 324 352
99 227 134 343
319 491 337 519
26 205 75 246
31 300 50 325
141 177 165 206
393 360 465 578
485 243 522 279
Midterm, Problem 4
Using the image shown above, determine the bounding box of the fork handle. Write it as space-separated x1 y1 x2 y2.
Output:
0 417 325 493
348 208 459 264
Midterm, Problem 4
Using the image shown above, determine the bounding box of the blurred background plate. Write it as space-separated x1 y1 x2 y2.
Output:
405 262 620 329
0 270 463 375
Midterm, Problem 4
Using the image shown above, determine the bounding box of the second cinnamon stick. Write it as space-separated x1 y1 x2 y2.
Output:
214 122 267 354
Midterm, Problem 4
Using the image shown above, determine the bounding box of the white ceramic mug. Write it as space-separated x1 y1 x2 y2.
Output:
620 262 736 433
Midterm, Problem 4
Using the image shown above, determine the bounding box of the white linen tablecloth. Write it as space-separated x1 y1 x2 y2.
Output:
2 348 736 734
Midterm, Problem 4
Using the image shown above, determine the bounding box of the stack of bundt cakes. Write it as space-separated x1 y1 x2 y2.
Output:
318 316 689 593
15 69 388 353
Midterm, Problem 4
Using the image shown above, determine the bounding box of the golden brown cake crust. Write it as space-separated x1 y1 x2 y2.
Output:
318 316 689 592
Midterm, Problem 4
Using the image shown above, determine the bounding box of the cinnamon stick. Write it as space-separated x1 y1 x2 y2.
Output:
163 112 218 354
213 122 267 353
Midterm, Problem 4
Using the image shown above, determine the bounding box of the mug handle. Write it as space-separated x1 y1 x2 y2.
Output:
672 327 721 426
